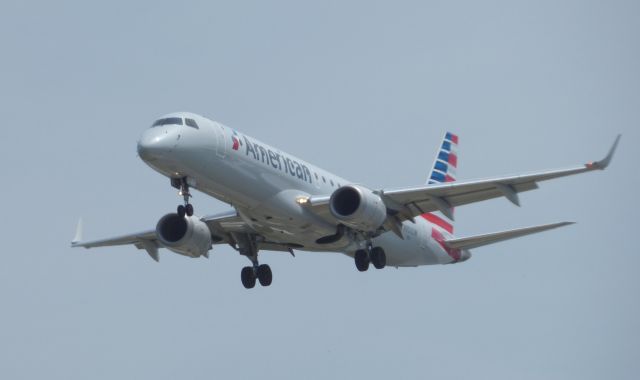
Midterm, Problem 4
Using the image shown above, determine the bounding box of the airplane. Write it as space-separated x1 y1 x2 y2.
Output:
71 112 620 289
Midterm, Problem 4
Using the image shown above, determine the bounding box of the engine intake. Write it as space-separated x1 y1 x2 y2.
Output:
329 185 387 232
156 213 212 258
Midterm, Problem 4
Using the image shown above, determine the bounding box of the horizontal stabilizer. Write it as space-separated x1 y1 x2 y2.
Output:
445 221 574 250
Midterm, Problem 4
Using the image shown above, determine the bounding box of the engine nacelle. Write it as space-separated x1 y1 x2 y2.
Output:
329 185 387 232
155 213 212 258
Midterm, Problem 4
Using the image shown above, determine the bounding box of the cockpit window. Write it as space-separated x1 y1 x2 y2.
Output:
152 117 183 127
185 118 199 128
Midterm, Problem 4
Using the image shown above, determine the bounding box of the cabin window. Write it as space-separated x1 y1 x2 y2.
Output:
185 118 199 128
152 117 183 127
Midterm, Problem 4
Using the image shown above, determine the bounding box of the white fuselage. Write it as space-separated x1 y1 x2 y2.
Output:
137 112 462 267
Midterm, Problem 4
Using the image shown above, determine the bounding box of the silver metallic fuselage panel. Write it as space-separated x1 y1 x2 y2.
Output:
137 112 449 266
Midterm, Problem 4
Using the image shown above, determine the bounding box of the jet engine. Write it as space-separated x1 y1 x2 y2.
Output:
329 185 387 232
155 213 212 258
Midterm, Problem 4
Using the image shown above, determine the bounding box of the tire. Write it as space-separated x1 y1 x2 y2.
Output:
241 266 256 289
185 203 194 216
177 205 186 218
354 249 370 272
371 247 386 269
257 264 273 287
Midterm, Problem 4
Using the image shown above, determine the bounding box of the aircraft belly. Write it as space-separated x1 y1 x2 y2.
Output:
372 221 442 267
239 197 346 250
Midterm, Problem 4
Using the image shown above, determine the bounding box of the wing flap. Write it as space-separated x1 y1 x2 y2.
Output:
445 221 574 250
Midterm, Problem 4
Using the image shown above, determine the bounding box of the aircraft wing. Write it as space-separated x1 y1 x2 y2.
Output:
381 135 620 223
71 220 156 249
444 221 574 250
71 210 251 261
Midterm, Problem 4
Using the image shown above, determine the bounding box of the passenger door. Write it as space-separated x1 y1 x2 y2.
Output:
214 123 227 158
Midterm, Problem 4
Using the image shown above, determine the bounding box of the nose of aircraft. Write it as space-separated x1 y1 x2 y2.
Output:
137 128 180 162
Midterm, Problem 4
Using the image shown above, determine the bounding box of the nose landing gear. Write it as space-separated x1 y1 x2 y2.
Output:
177 204 194 218
174 178 194 217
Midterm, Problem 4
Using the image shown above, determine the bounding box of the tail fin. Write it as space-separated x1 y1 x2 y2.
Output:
427 132 459 185
423 132 459 234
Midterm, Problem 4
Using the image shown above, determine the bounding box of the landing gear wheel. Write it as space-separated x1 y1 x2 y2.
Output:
241 266 256 289
354 249 370 272
257 264 272 287
175 178 193 218
370 247 386 269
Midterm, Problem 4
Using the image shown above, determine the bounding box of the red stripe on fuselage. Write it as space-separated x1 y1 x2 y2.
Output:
431 227 461 261
421 213 454 234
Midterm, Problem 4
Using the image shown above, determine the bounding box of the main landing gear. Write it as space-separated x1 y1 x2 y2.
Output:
354 244 386 272
241 263 273 289
174 178 194 217
233 233 273 289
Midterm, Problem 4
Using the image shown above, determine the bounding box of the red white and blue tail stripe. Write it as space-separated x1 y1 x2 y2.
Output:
422 132 459 234
428 132 458 185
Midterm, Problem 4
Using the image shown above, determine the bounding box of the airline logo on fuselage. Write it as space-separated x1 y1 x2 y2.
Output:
242 135 313 184
231 130 242 151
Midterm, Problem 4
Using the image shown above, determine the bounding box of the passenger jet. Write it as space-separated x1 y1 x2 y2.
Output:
71 112 620 288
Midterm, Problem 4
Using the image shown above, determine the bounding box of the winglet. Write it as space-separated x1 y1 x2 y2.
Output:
71 218 83 246
587 134 621 170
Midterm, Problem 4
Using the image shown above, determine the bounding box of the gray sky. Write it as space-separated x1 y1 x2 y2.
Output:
1 1 638 379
